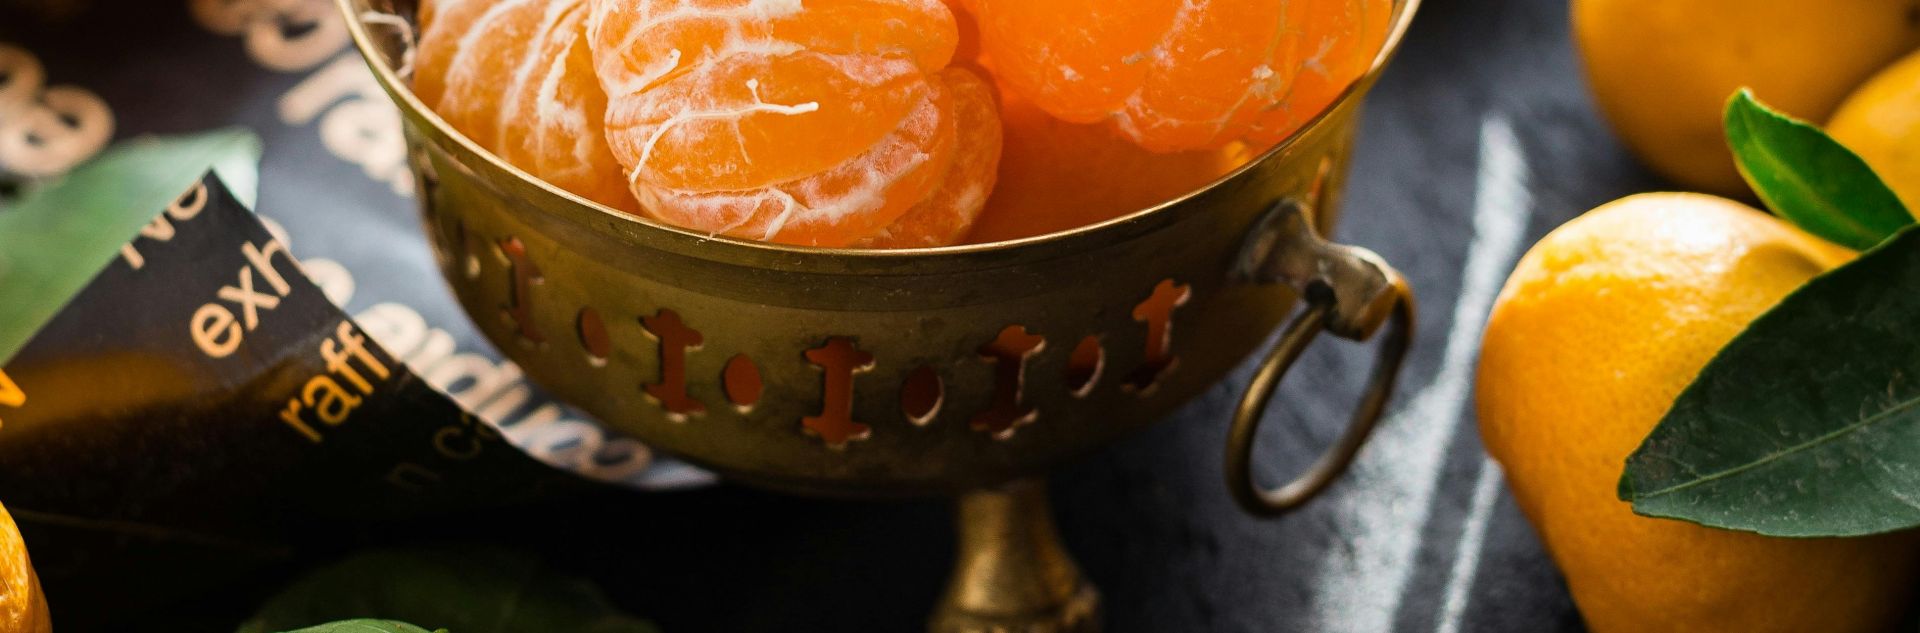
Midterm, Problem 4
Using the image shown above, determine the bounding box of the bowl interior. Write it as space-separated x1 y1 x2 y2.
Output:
339 0 1417 494
338 0 1420 265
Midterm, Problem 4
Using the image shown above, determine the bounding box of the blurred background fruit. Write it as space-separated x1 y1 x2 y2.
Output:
0 502 49 633
1475 193 1919 633
1573 0 1920 196
1830 49 1920 216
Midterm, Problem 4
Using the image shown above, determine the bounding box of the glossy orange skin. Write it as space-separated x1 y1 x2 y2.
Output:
0 503 50 633
1477 193 1919 633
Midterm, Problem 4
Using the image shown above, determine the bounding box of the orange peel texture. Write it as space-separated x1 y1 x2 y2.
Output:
859 67 1002 248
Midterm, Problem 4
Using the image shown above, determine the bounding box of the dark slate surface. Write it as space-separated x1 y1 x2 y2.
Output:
1 0 1681 629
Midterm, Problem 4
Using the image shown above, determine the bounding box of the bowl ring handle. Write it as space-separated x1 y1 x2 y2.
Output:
1225 199 1417 517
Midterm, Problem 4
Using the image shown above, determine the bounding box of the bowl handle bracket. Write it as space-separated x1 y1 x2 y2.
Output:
1226 199 1417 517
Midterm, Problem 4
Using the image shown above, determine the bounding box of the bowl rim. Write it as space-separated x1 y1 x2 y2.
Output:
339 0 1422 266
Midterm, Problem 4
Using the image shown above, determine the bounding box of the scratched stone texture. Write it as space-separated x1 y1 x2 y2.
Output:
2 0 1696 630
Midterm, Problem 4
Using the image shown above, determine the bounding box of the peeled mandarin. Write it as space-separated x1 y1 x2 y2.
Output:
607 53 943 192
414 0 493 106
413 0 640 212
633 81 956 245
965 88 1246 243
968 0 1390 153
589 0 989 247
1246 0 1391 146
940 0 984 76
859 67 1003 248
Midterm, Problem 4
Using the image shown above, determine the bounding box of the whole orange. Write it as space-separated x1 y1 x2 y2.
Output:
1573 0 1920 195
0 502 49 633
1830 48 1920 216
1476 193 1918 633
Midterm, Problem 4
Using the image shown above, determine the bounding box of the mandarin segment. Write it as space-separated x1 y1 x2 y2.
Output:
607 53 935 192
1115 0 1294 151
586 0 955 97
637 82 956 245
860 67 1003 248
1247 0 1391 145
967 0 1178 124
970 0 1389 152
533 14 641 211
433 0 546 150
413 0 494 107
414 0 639 212
587 0 989 246
966 88 1244 243
768 0 958 72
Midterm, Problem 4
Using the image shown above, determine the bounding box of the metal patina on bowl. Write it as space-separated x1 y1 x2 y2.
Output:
340 2 1420 630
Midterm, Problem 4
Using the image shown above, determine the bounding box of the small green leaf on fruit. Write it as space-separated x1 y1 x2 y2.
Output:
1619 225 1920 537
1725 88 1911 250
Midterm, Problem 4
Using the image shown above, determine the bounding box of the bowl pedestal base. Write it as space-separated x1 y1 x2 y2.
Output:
931 479 1100 633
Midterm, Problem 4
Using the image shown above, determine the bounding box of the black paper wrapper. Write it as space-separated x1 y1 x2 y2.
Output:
0 1 714 626
0 0 707 490
1 173 603 625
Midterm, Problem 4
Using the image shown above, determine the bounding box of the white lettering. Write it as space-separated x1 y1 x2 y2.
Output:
300 257 356 307
0 44 113 179
350 299 657 482
192 0 348 72
355 302 428 359
191 303 243 358
281 56 413 196
119 184 212 270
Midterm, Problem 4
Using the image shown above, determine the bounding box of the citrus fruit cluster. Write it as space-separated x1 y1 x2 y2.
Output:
1482 12 1920 631
1574 0 1920 195
1477 194 1917 633
416 0 1390 247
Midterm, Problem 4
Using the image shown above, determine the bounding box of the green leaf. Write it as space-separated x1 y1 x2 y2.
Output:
1725 88 1912 250
1619 225 1920 537
274 620 445 633
238 546 661 633
0 129 262 364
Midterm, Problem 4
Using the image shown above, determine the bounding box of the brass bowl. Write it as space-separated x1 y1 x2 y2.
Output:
341 3 1418 630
